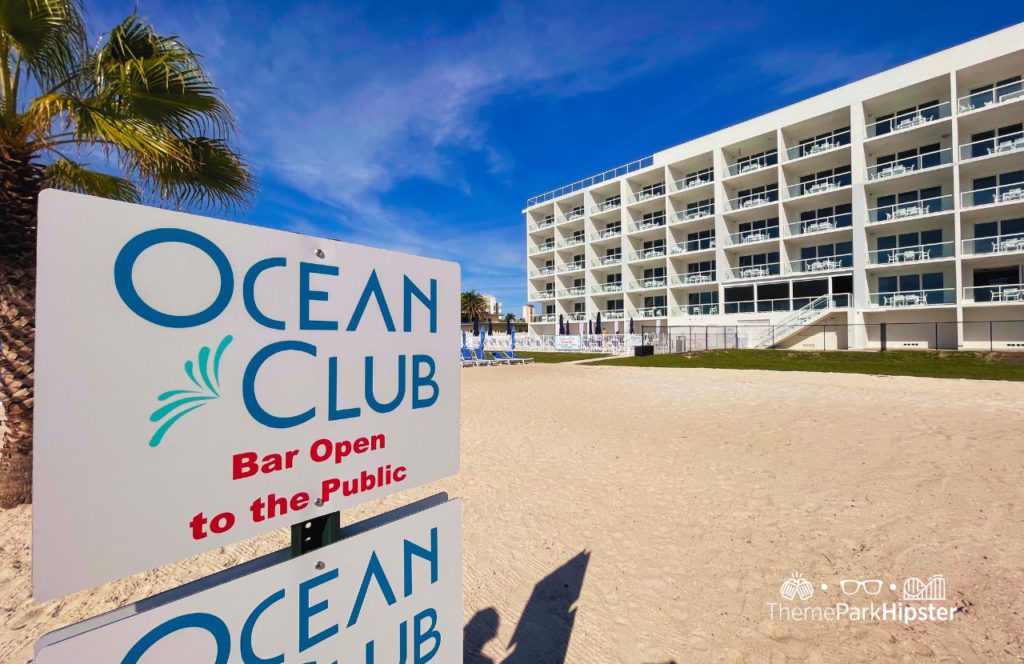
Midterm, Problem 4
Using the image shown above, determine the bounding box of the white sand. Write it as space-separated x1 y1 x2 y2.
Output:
2 364 1024 662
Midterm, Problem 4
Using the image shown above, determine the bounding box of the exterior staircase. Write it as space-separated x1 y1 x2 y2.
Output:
749 295 842 349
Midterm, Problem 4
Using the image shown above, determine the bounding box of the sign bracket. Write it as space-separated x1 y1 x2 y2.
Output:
291 511 340 556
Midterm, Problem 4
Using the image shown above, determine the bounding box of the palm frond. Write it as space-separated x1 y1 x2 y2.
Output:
44 158 140 201
132 136 253 211
0 0 86 91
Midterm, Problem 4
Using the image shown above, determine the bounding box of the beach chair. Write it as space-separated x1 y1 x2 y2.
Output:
460 348 480 367
486 351 512 365
472 347 496 365
493 350 526 364
506 349 534 364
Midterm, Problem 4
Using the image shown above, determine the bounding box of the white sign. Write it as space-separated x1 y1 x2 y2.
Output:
33 190 460 600
554 335 581 351
35 499 462 663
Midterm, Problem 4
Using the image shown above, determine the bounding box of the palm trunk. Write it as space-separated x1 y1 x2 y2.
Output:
0 144 44 507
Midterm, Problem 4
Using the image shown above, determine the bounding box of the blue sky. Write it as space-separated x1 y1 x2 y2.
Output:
89 1 1022 315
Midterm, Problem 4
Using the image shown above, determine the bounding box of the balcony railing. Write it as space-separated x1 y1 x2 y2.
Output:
629 248 667 262
533 290 555 300
723 296 796 314
866 148 952 181
867 241 954 265
597 254 622 266
670 238 716 255
787 172 852 198
592 282 623 294
529 242 555 255
670 271 716 286
634 306 668 318
591 227 622 241
567 312 586 322
591 199 622 214
675 206 714 222
726 152 778 178
726 190 778 211
958 79 1024 113
529 266 555 277
559 260 586 273
869 287 955 307
529 219 555 231
629 217 667 233
533 313 556 323
865 102 951 138
787 212 853 236
961 184 1024 208
867 194 953 223
558 286 587 297
964 283 1024 303
785 130 851 160
789 254 853 273
603 309 626 320
562 210 585 223
672 174 713 192
629 277 668 290
959 134 1024 161
962 232 1024 255
557 237 586 249
675 303 720 316
631 186 665 203
728 227 779 245
729 263 781 279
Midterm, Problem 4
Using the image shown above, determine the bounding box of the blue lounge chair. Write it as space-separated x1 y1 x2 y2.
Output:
460 348 479 367
506 349 534 364
473 347 496 365
493 350 526 364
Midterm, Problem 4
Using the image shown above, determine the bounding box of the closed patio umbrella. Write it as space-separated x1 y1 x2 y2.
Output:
511 324 516 349
588 320 593 335
629 317 634 334
595 312 602 335
461 330 467 349
506 318 512 335
558 314 565 335
472 319 479 336
487 318 493 336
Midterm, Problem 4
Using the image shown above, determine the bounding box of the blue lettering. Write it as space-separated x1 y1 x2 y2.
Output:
411 355 438 409
347 270 396 332
299 262 339 330
403 276 437 333
241 589 285 664
121 613 230 664
244 258 287 330
114 228 233 328
347 552 398 628
364 355 406 413
413 608 441 663
403 527 439 597
299 569 339 652
328 356 362 420
243 341 316 428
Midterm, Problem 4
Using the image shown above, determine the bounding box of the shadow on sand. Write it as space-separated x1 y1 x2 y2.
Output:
464 550 590 664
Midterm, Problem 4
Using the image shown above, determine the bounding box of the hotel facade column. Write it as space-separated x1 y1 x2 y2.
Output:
849 100 871 350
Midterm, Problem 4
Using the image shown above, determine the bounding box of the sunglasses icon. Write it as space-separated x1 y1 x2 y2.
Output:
839 579 883 595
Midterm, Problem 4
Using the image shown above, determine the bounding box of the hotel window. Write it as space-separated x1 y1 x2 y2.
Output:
606 298 624 311
687 259 715 276
572 230 585 241
878 272 945 302
601 194 621 210
971 170 1024 205
875 143 943 170
685 198 714 217
643 295 667 313
605 247 622 259
876 186 944 214
545 305 555 314
571 254 584 267
724 285 754 313
873 99 941 137
640 182 665 198
800 241 853 268
799 203 852 228
967 123 1023 159
973 218 1024 253
797 126 851 157
738 251 780 274
606 273 622 284
684 167 713 187
971 266 1023 301
688 290 719 313
606 221 621 233
735 149 778 170
757 282 790 311
642 210 666 225
642 238 665 250
643 266 666 279
544 259 554 268
876 229 943 262
685 228 715 251
543 214 554 224
571 205 584 217
736 183 779 206
572 277 584 288
738 217 780 238
573 302 585 313
798 165 851 188
966 76 1022 111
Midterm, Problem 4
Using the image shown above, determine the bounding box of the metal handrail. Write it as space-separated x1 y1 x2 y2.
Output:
867 241 954 264
962 232 1024 255
958 79 1024 113
865 101 950 138
866 148 951 181
867 194 952 223
785 130 851 160
962 184 1024 208
787 173 851 198
527 155 654 207
959 134 1024 161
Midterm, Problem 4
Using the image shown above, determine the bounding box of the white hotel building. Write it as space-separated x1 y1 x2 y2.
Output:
523 24 1024 350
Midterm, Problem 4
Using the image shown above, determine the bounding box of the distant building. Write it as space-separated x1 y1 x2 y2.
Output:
522 304 534 321
481 293 502 316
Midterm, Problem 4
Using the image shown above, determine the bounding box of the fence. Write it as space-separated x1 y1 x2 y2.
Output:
462 333 644 355
640 320 1024 353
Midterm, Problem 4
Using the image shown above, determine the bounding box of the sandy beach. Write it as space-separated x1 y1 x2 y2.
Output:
2 364 1023 662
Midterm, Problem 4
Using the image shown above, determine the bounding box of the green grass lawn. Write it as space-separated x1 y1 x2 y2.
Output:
513 352 610 364
590 349 1024 381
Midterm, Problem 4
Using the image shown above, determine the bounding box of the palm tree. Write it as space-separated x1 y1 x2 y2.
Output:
0 1 254 506
460 290 488 323
504 312 516 322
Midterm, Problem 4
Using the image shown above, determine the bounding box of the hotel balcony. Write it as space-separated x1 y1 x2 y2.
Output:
962 232 1024 256
867 241 955 267
528 218 555 232
963 283 1024 304
865 101 951 139
529 266 556 278
567 312 586 322
628 247 667 263
671 174 713 193
670 271 716 287
594 254 623 267
558 260 586 274
725 152 778 179
784 130 851 161
602 309 626 320
674 303 720 316
628 277 668 291
865 148 952 182
670 238 716 256
557 237 587 249
628 217 667 234
724 190 779 214
557 286 587 298
529 241 555 255
786 172 852 199
633 306 668 319
629 185 666 205
592 282 623 294
788 253 853 274
673 206 715 224
560 210 585 224
958 134 1024 162
727 262 781 280
532 290 556 301
786 211 853 237
867 194 953 224
591 198 622 215
961 184 1024 209
868 287 956 308
533 313 556 323
590 227 622 242
726 227 779 247
958 78 1024 114
723 296 795 314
